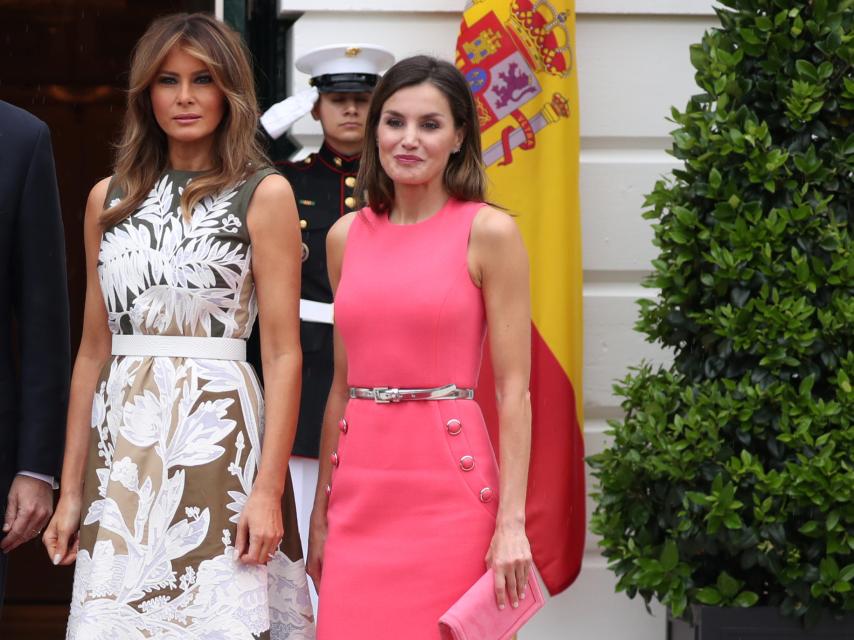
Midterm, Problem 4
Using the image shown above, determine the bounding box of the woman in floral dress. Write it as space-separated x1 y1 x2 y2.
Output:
42 13 314 639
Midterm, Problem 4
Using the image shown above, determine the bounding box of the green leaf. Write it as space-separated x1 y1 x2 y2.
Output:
696 587 723 605
826 512 840 531
839 565 854 582
733 591 759 607
799 520 820 535
795 59 819 82
673 206 698 226
661 539 679 572
717 571 740 598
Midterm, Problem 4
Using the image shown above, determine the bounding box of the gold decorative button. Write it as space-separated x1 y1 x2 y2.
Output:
344 196 356 209
334 157 343 167
299 219 308 230
345 176 356 188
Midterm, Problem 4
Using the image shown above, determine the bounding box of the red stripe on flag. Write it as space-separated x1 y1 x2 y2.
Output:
476 324 585 595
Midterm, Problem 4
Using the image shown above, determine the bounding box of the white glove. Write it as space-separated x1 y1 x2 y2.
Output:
260 87 320 140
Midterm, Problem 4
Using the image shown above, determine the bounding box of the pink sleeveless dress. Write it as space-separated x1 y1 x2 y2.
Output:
317 199 500 638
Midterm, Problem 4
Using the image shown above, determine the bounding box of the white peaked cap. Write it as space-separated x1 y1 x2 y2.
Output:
296 44 395 87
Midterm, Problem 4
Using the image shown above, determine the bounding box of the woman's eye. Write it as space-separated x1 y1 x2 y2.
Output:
157 76 177 85
385 118 403 128
195 75 213 84
422 121 439 130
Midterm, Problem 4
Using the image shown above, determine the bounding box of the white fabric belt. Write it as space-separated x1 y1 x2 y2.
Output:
300 299 334 325
111 335 246 361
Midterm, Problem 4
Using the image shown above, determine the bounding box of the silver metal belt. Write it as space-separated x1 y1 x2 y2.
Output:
112 335 247 361
348 383 474 404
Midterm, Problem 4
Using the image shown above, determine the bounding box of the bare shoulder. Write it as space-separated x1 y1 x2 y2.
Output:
85 177 113 225
471 205 523 246
87 176 112 210
327 210 359 250
251 172 294 206
247 174 297 234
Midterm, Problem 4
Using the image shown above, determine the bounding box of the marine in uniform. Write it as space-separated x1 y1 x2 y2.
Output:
247 44 394 607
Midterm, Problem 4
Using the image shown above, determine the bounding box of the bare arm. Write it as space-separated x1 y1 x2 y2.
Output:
306 211 357 587
236 174 303 565
469 206 533 610
43 177 113 565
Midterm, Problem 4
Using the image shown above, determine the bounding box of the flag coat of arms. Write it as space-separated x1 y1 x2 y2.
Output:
456 0 585 595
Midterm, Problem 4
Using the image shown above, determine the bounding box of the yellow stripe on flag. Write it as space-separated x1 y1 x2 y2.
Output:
456 0 582 413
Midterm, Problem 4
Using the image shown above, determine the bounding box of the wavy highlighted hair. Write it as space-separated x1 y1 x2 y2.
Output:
103 13 268 227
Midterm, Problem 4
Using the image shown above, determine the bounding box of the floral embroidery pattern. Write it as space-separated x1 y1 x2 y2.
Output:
69 173 314 639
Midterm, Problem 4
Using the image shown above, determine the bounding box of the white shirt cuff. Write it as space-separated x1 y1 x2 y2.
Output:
17 471 59 490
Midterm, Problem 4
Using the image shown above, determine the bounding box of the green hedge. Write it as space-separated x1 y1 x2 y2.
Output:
588 0 853 626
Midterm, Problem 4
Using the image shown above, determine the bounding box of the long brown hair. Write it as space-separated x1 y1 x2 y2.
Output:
355 55 487 213
103 13 268 227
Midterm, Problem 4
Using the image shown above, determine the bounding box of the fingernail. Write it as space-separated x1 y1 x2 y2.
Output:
53 554 61 565
2 524 9 532
521 592 527 599
233 550 240 561
499 604 505 610
513 601 519 608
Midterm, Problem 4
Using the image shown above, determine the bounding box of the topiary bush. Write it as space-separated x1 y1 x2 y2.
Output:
588 0 853 626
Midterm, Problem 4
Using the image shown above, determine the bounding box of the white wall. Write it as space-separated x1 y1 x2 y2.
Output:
279 1 719 637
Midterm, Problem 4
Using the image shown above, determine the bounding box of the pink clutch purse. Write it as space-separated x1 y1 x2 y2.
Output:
438 569 545 640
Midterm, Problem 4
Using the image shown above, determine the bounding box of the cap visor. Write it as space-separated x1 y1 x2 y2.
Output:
317 82 376 93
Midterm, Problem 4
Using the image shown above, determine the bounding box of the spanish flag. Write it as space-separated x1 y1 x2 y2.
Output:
456 0 584 594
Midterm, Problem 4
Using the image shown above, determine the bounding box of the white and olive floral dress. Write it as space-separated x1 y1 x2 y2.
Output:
67 168 315 640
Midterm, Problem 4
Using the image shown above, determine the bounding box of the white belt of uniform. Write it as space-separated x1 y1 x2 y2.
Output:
300 299 333 325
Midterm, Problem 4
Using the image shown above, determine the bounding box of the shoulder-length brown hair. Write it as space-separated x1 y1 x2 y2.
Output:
103 12 268 227
355 55 487 214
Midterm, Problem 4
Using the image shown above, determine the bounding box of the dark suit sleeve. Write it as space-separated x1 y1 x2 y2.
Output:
13 123 70 476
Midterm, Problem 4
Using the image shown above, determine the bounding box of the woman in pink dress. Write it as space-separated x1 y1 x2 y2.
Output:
307 55 534 638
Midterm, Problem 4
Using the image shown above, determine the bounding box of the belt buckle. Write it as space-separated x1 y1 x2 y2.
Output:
372 387 401 403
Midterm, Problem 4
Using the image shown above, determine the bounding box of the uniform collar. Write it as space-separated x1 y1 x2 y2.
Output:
319 142 360 174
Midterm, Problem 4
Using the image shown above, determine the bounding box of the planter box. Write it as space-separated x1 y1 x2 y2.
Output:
668 606 854 640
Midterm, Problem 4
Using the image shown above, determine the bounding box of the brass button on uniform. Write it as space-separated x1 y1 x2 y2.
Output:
299 219 308 230
344 196 356 209
345 176 356 188
333 157 342 167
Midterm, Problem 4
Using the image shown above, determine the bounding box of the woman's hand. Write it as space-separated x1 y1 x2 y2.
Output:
234 488 283 565
42 493 82 566
485 518 533 610
306 507 328 590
